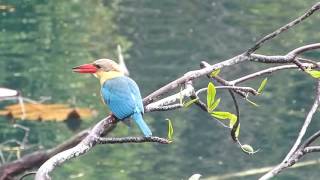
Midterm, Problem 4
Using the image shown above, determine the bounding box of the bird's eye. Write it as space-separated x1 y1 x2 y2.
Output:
94 64 101 68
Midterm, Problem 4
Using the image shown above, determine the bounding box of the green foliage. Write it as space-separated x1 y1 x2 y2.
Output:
183 98 199 108
211 111 236 121
210 98 221 111
246 98 260 107
241 144 255 154
306 69 320 78
211 111 240 138
207 83 240 138
207 82 217 112
210 69 221 78
167 119 174 141
257 78 268 94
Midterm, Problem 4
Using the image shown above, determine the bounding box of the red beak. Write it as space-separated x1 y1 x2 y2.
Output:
72 64 97 73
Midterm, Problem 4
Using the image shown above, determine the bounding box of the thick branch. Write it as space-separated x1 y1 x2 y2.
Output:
0 130 88 180
35 117 116 180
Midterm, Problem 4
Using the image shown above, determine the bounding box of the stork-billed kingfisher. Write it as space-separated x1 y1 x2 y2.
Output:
72 59 152 137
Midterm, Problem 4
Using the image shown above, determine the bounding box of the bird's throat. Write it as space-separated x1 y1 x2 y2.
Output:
95 71 124 85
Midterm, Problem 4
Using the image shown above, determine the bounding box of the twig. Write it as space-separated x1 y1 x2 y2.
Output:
145 81 194 112
203 158 320 180
230 63 316 85
248 43 320 64
245 3 320 54
200 61 248 97
259 80 320 180
18 171 36 180
143 54 248 105
13 124 30 147
283 80 320 162
190 94 207 112
299 130 320 150
228 90 240 142
95 136 171 144
196 86 258 96
304 146 320 153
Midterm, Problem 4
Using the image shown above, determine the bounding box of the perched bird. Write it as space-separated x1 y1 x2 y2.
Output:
72 59 152 137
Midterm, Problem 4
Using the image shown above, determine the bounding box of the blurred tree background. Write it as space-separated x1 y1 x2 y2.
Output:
0 0 319 179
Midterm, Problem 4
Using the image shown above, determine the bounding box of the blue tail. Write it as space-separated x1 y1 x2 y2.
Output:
132 113 152 137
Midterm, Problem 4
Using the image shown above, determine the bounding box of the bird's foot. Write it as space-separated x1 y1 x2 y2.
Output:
107 113 117 124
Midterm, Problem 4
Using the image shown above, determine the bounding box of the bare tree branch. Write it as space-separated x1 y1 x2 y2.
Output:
35 118 116 180
304 146 320 153
300 129 320 149
245 2 320 54
282 81 320 162
95 136 171 144
145 81 194 112
259 80 320 180
230 62 317 85
248 43 320 64
196 86 258 96
0 130 88 180
143 55 248 105
147 104 183 112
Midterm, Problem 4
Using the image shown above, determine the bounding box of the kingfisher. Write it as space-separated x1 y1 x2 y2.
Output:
72 59 152 137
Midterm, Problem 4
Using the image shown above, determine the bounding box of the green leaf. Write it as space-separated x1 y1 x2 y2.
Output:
306 69 320 78
207 82 216 111
211 111 236 121
241 144 254 153
212 111 239 137
257 78 268 94
166 119 174 141
246 98 259 107
210 69 221 78
209 98 220 112
183 98 199 108
240 144 259 155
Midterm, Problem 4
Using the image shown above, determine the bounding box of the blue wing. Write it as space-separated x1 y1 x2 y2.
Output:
101 76 143 119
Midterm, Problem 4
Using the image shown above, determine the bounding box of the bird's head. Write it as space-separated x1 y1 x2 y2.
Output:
73 59 124 82
72 59 123 74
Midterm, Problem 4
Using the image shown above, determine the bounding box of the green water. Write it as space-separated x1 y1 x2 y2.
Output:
0 0 320 179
